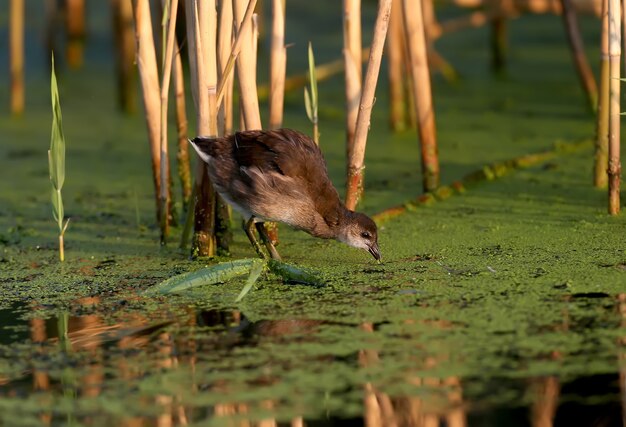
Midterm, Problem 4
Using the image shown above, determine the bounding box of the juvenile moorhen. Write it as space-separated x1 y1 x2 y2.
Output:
190 128 380 261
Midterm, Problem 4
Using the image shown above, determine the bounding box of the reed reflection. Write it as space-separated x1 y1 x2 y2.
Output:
358 321 467 427
1 297 625 426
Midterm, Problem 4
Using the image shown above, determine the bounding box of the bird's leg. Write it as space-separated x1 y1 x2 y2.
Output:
255 222 282 261
244 218 268 260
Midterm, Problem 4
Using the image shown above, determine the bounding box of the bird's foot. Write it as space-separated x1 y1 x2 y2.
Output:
244 218 269 260
255 222 282 261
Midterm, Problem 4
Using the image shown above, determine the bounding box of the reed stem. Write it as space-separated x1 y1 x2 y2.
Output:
10 0 24 115
186 0 221 256
132 0 162 224
59 234 65 262
269 0 287 129
403 0 440 192
158 0 179 244
234 0 262 130
111 0 136 113
218 0 235 135
343 0 362 148
388 0 406 131
560 0 598 112
217 0 259 108
345 0 392 210
489 0 509 73
173 40 192 212
65 0 85 68
608 0 621 215
595 0 610 188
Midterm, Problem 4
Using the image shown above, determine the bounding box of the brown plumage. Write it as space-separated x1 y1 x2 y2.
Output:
190 128 380 261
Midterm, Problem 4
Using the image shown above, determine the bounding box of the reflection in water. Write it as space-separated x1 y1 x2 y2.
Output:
0 295 625 426
359 322 467 427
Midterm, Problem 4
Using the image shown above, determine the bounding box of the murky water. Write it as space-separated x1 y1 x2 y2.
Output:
1 293 624 427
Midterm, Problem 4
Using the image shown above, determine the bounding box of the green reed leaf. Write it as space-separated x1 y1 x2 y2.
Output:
307 42 318 119
146 259 262 295
304 86 313 122
50 54 65 192
51 188 64 231
267 259 324 286
235 259 266 302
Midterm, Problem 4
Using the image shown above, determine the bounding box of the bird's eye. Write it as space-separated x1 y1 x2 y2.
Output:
360 231 371 239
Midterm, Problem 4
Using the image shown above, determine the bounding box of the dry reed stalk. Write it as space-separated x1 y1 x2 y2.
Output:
158 0 179 243
218 0 235 135
345 0 392 210
402 32 418 129
216 0 258 108
422 0 438 39
173 41 192 211
65 0 85 68
186 0 221 256
594 0 610 188
132 0 162 223
237 8 280 245
184 0 208 131
608 0 621 215
560 0 598 112
10 0 24 115
343 0 362 149
488 0 510 72
403 0 440 192
240 101 246 130
206 0 232 255
491 18 507 72
180 0 200 250
252 14 259 88
253 13 273 243
387 0 407 131
111 0 136 113
234 0 262 130
269 0 287 129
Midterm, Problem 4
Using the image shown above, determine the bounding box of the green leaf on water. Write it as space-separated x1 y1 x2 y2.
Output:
147 257 324 298
268 259 324 285
146 259 261 295
235 259 266 302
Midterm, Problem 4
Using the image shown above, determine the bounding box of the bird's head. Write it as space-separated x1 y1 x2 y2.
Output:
338 211 381 261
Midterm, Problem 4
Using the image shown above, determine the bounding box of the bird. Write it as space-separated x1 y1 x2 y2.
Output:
189 128 380 262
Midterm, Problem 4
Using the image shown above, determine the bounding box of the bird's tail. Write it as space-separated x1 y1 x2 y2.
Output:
188 136 216 164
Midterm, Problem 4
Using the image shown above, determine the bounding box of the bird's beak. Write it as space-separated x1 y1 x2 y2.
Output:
368 242 381 262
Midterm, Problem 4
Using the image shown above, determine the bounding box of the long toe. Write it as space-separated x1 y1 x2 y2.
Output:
245 218 269 260
255 222 282 261
266 243 282 261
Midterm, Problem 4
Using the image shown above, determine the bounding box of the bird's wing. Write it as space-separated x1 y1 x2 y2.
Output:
231 130 285 175
232 129 325 179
